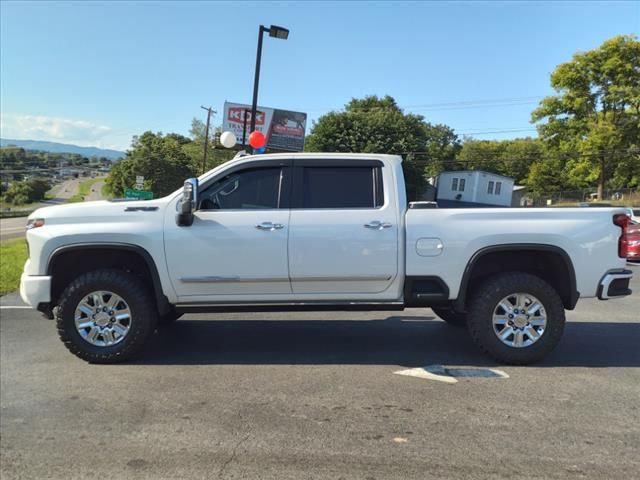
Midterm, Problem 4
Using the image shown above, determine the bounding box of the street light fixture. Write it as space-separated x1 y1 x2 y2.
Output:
268 25 289 40
249 24 289 146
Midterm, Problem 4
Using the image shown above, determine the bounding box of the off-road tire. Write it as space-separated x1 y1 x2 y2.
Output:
56 269 157 363
431 307 467 327
467 272 565 365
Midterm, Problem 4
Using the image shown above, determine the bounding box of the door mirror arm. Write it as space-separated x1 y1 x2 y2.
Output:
176 178 198 227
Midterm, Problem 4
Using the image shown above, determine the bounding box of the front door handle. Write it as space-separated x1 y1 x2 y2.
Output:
364 221 392 230
256 222 284 231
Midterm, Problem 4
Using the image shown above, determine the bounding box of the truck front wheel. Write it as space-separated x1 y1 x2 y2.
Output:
466 272 565 365
56 269 157 363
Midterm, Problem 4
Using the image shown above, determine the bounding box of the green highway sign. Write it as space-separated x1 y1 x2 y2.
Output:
124 188 153 200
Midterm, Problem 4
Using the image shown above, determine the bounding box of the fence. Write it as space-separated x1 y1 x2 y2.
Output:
531 188 640 207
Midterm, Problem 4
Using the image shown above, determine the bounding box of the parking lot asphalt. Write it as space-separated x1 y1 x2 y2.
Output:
1 268 639 480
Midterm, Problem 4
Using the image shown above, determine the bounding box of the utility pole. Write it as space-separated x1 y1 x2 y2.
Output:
200 106 216 174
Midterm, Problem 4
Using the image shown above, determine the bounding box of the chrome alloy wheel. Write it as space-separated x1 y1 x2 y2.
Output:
74 291 132 347
492 293 547 348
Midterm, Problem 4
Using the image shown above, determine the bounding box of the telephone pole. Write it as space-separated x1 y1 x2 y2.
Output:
200 106 216 174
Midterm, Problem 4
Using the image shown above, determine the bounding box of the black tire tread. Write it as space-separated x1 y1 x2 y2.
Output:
56 269 157 363
466 272 565 365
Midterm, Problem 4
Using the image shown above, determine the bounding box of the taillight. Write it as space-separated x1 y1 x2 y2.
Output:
613 214 630 258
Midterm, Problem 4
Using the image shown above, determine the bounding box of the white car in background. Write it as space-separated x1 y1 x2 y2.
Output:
624 207 640 224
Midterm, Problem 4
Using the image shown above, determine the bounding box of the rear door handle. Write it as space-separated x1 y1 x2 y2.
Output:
256 222 284 231
364 221 392 230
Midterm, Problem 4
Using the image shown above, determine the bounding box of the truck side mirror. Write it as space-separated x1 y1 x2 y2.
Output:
176 178 198 227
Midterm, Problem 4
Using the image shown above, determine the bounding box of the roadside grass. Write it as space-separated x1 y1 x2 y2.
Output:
0 239 28 295
67 177 103 203
101 182 113 200
0 200 41 210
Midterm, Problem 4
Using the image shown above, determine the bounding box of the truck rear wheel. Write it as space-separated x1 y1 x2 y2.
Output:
56 269 157 363
466 272 565 365
431 307 467 327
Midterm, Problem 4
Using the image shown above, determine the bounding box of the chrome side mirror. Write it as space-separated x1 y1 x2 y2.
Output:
176 178 198 227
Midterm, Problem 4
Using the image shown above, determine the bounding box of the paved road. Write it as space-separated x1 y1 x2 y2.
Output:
0 217 28 242
47 178 81 203
1 269 639 479
0 178 106 241
86 179 106 202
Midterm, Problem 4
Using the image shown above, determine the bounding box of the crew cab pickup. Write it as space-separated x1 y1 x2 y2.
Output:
20 153 633 364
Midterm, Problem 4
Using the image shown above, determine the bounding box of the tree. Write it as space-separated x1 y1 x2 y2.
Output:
2 178 51 205
305 95 460 199
532 35 640 199
186 118 235 174
525 153 568 199
105 131 196 198
2 181 32 205
457 138 543 185
421 124 462 178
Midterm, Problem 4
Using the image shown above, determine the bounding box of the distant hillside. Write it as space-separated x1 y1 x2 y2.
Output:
0 138 125 160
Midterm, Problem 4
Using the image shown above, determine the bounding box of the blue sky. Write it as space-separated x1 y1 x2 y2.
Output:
1 1 638 151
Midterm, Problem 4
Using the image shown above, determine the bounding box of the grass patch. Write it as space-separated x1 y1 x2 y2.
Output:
0 200 41 210
101 182 113 200
67 177 103 203
0 239 28 295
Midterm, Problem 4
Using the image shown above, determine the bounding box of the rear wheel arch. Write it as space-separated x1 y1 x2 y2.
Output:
455 244 578 312
47 243 170 315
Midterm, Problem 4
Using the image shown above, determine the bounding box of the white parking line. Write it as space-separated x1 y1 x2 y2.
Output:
0 306 31 309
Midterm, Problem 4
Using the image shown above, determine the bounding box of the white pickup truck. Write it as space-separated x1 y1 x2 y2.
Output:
20 153 633 364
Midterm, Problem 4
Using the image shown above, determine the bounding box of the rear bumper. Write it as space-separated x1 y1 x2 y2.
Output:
19 274 51 308
597 269 633 300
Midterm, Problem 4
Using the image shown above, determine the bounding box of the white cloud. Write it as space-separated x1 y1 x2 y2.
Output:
0 113 127 150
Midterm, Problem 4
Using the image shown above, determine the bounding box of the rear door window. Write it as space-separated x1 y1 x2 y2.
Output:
300 166 382 209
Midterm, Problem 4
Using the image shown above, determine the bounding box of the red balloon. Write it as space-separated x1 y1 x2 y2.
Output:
249 131 266 149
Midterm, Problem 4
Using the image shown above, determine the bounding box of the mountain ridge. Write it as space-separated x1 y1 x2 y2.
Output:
0 138 125 160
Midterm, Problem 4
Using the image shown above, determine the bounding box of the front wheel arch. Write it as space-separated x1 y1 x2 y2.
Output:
47 243 171 316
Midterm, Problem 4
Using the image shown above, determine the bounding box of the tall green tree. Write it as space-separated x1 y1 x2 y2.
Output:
532 34 640 198
105 131 196 198
305 95 460 199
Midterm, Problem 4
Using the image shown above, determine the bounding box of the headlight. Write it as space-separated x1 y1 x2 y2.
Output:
26 218 45 230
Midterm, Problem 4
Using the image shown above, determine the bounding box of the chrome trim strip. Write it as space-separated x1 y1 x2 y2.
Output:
181 275 393 283
291 275 393 282
180 276 287 283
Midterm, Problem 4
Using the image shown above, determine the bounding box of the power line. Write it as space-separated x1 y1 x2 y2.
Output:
302 95 546 113
457 128 537 135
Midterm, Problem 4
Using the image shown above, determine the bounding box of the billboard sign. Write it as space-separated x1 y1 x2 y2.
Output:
222 101 307 152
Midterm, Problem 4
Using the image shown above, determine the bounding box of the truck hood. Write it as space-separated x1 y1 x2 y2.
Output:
29 199 168 224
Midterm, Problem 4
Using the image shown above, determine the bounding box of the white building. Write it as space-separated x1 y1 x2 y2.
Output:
435 171 515 207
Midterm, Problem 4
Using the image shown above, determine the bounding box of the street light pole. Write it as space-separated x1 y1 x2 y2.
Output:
249 25 289 143
249 25 267 135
